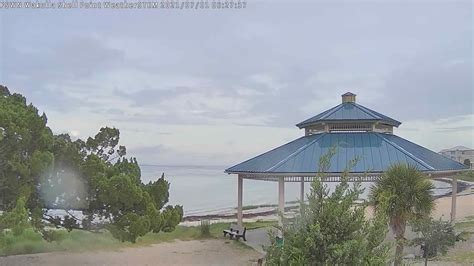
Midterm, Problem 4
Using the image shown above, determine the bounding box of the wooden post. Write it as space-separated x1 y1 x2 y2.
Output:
451 175 457 223
300 177 305 204
237 175 243 226
278 176 285 226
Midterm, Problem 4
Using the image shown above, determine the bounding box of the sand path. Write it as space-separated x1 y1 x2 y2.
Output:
0 239 262 266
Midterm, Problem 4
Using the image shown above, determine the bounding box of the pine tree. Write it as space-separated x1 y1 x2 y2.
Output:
265 149 390 265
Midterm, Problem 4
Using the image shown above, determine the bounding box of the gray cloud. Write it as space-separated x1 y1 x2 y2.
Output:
1 1 472 164
4 1 471 124
3 32 126 112
114 86 196 107
374 40 472 121
128 144 168 156
435 126 474 133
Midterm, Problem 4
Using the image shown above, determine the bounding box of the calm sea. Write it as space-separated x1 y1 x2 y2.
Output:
140 165 452 216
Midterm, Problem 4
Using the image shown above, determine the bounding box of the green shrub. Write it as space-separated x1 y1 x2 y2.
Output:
200 220 211 237
265 149 390 265
0 228 123 256
0 228 52 256
457 171 474 182
411 218 458 265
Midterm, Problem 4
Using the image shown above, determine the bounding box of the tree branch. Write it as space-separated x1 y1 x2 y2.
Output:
42 213 106 233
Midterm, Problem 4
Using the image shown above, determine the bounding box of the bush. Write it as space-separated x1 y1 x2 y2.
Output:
200 220 211 237
0 228 123 256
411 218 458 265
0 228 51 256
457 171 474 182
265 150 390 265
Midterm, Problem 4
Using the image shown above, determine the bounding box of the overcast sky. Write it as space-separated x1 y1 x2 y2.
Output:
0 0 472 166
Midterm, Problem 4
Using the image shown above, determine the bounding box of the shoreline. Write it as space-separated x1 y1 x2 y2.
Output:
182 179 473 224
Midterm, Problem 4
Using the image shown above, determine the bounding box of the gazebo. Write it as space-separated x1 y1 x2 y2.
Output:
225 92 469 226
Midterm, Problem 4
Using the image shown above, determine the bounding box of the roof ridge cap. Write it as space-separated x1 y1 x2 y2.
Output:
296 104 343 127
319 104 344 120
353 103 382 120
373 133 435 170
225 136 307 172
356 103 401 125
393 135 469 169
264 133 326 172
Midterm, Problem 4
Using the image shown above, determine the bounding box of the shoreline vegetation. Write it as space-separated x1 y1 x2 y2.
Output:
457 170 474 182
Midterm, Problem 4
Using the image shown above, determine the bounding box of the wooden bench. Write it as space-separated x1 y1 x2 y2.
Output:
223 224 247 241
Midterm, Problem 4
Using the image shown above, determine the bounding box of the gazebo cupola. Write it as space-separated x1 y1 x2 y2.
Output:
296 92 401 136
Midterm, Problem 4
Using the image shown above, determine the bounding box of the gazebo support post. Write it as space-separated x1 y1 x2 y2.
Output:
450 175 457 223
237 175 243 226
278 176 285 226
300 177 304 205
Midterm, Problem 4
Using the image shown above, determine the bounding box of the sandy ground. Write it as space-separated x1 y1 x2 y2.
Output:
364 190 474 221
432 193 474 221
0 239 262 266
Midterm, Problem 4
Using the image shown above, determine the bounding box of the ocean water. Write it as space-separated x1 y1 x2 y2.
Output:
140 165 452 216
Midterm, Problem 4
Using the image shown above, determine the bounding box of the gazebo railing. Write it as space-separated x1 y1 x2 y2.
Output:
231 169 466 182
239 174 381 182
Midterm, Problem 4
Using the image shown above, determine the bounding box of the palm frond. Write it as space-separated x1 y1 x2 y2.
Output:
369 163 435 225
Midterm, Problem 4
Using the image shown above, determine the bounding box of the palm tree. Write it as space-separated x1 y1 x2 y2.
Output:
369 164 434 265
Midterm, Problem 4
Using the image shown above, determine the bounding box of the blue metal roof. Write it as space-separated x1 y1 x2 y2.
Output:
296 102 402 128
225 132 468 174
